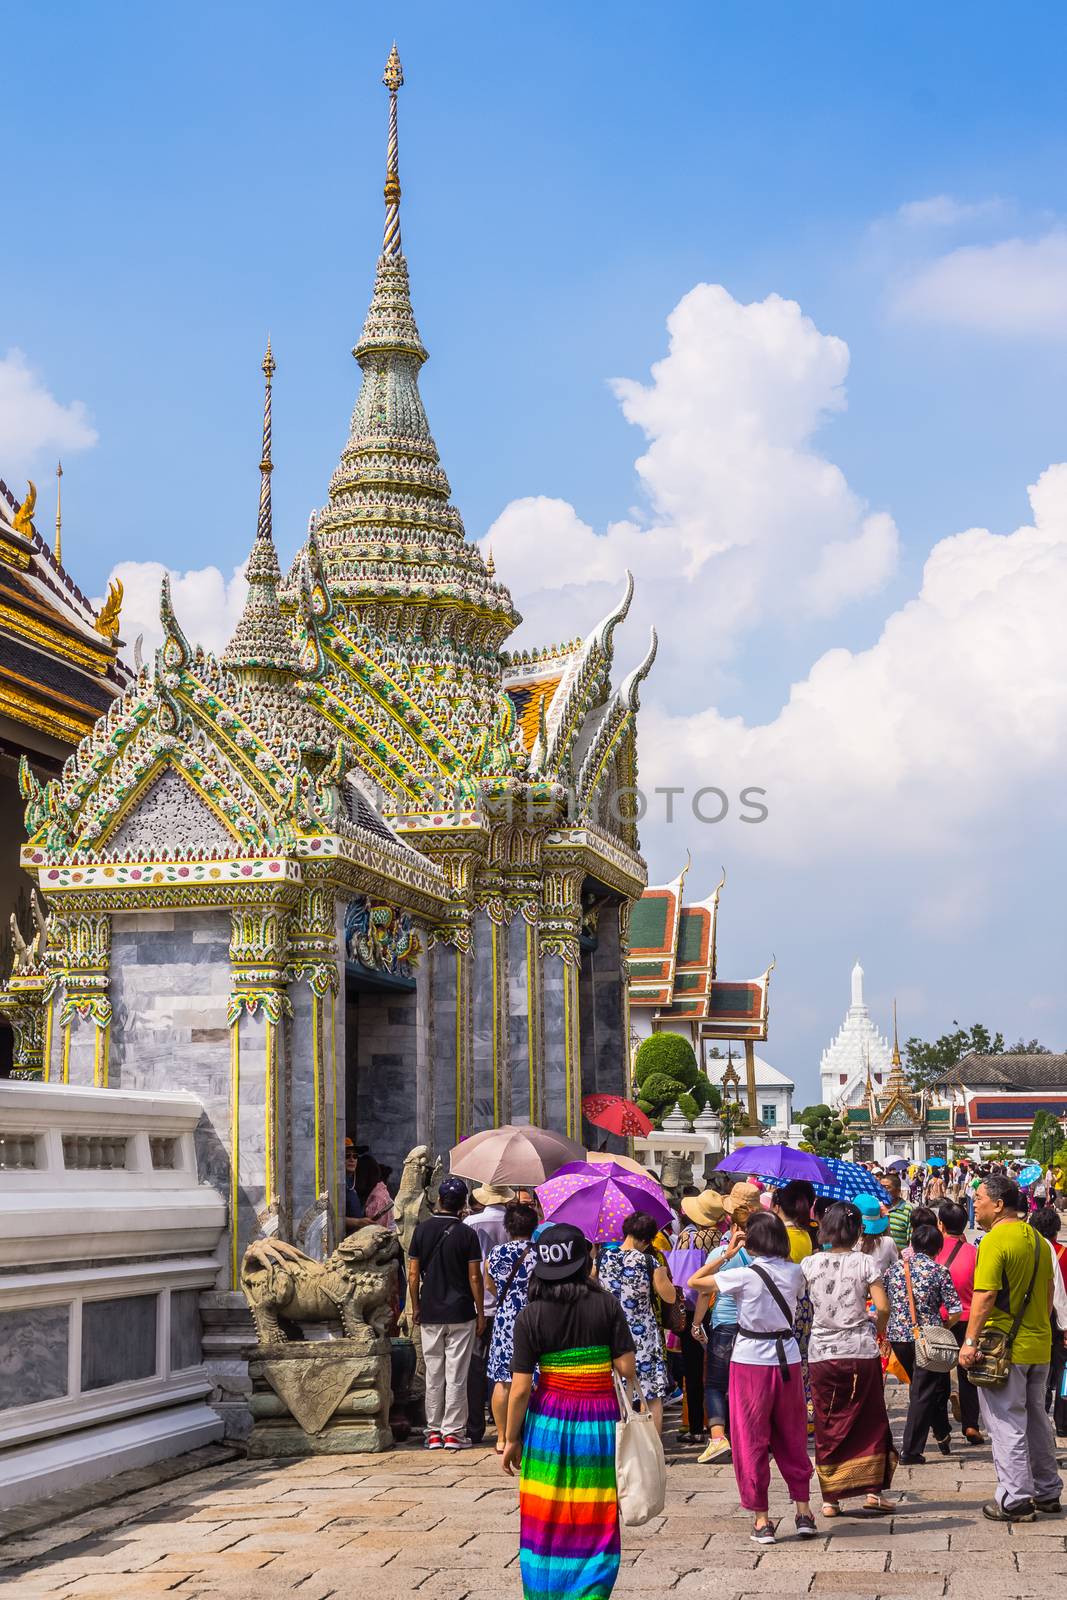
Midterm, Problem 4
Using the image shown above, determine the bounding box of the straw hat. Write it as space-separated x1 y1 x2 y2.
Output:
722 1181 761 1217
681 1189 726 1228
472 1182 515 1208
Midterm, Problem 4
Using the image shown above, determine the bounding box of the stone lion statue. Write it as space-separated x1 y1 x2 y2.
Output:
393 1143 443 1254
240 1226 400 1347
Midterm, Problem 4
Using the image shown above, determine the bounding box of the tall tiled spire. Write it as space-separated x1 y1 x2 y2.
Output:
224 342 299 676
312 48 519 667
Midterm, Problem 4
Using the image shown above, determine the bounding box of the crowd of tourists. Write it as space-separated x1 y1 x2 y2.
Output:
347 1143 1067 1598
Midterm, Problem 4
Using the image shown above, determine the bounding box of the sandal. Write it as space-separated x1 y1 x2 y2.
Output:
862 1495 895 1515
821 1503 840 1518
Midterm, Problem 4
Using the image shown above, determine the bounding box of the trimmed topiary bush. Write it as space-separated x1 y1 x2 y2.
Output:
633 1032 717 1127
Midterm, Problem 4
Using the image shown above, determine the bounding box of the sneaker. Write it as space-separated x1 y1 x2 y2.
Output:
982 1498 1037 1523
750 1518 777 1545
698 1436 732 1465
426 1431 444 1450
1035 1497 1063 1514
443 1434 471 1451
664 1388 684 1408
795 1513 818 1539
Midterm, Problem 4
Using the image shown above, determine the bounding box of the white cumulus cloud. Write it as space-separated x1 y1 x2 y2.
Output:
895 195 1004 228
486 284 898 701
98 559 248 658
894 230 1067 335
0 348 98 480
640 463 1067 863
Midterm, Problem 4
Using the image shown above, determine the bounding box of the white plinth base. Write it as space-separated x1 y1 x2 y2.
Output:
0 1401 224 1509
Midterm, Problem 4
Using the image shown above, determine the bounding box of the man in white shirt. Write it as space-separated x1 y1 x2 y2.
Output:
464 1183 514 1444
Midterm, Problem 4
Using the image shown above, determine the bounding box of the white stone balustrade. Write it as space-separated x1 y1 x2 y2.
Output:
0 1080 227 1508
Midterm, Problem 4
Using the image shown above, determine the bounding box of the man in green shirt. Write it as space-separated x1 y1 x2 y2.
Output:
884 1173 912 1249
958 1173 1061 1522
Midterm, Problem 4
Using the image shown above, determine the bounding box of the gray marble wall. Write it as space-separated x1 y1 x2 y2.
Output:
508 916 534 1123
170 1287 203 1371
431 942 462 1158
110 910 233 1199
0 1305 69 1409
542 953 568 1135
81 1293 157 1390
350 985 419 1177
470 911 498 1130
579 904 627 1153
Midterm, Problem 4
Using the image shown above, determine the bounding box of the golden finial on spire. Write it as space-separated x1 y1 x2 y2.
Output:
892 997 901 1066
382 44 404 257
383 41 404 91
258 338 275 543
54 461 63 565
486 546 496 578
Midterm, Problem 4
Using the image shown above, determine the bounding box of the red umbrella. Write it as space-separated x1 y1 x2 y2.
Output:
582 1094 653 1138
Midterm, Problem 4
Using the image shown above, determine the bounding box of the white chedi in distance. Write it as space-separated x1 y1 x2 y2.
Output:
819 961 893 1112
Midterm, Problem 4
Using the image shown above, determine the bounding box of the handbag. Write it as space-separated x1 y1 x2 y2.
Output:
968 1229 1042 1389
903 1260 959 1372
613 1371 667 1525
644 1248 686 1334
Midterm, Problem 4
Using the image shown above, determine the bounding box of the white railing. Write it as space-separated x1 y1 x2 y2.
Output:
0 1081 227 1507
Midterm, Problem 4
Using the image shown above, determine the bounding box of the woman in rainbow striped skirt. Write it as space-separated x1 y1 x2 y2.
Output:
502 1222 638 1600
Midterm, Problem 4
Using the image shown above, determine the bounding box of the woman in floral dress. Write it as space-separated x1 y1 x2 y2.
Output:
486 1200 538 1452
597 1211 677 1432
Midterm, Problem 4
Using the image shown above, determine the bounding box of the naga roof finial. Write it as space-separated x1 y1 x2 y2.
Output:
382 44 405 258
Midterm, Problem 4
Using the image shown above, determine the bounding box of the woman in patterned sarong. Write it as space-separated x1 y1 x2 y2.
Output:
503 1223 637 1600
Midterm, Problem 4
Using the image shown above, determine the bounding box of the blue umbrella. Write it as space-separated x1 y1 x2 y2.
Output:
927 1156 947 1168
811 1158 891 1205
1018 1161 1043 1187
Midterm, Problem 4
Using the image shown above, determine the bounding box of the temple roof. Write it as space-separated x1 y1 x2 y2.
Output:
0 474 131 751
627 867 771 1037
934 1053 1067 1091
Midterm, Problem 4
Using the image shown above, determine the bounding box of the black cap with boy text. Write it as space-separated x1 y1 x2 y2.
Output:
532 1223 589 1280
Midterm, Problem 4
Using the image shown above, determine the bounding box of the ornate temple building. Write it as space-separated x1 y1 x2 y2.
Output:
5 51 654 1282
0 471 130 1069
627 864 773 1135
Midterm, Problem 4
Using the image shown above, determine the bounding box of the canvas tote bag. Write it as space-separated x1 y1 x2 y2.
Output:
613 1373 667 1526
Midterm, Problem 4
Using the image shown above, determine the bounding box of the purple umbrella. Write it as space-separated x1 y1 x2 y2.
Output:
537 1160 673 1243
715 1143 832 1184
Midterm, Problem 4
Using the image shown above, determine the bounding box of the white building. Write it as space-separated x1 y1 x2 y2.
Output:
706 1049 796 1139
820 961 893 1111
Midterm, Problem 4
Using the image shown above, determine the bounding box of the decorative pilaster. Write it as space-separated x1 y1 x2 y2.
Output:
540 864 583 1138
227 906 292 1286
287 875 343 1257
57 912 112 1087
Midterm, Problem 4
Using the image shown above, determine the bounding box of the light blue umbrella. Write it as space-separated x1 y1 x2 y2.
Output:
927 1156 947 1168
1018 1161 1043 1187
811 1158 891 1205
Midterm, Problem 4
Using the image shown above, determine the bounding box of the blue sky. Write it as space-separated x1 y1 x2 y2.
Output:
5 2 1067 1099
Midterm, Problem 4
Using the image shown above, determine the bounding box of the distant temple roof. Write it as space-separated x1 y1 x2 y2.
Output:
627 864 772 1037
935 1053 1067 1092
0 473 131 757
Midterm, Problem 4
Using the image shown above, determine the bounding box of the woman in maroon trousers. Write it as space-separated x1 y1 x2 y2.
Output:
801 1201 897 1516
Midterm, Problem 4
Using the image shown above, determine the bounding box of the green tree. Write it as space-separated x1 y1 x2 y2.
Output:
796 1103 851 1158
1009 1038 1053 1054
904 1022 1006 1093
1025 1110 1061 1162
718 1099 745 1154
633 1033 718 1127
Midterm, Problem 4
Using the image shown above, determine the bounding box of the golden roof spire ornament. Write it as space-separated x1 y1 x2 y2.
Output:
258 338 275 544
54 462 63 564
891 997 901 1067
222 343 299 676
382 43 404 258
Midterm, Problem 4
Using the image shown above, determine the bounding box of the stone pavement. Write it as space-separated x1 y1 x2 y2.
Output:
2 1400 1066 1600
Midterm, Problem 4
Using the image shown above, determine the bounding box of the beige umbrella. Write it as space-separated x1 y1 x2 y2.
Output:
449 1124 585 1187
585 1150 658 1180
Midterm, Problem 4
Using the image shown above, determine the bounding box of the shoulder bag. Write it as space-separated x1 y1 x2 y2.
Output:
613 1370 667 1525
903 1260 959 1371
643 1248 686 1334
737 1262 796 1379
969 1229 1042 1389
